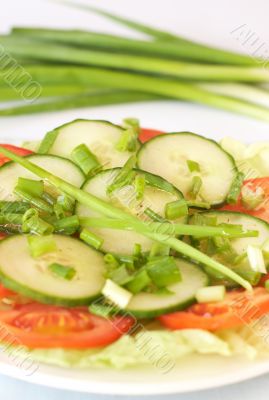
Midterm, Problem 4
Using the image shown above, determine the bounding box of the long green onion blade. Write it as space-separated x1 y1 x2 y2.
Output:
2 36 269 82
71 143 101 176
107 155 136 194
27 235 57 258
80 228 104 250
48 262 76 280
51 3 259 65
144 208 166 222
0 91 159 116
79 217 258 238
17 178 44 198
0 145 252 290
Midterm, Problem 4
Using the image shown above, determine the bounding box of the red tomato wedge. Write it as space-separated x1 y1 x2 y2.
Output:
0 303 134 349
139 128 165 143
0 144 33 166
159 288 269 332
222 177 269 223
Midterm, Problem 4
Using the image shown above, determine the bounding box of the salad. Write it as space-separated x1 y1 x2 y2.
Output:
0 119 269 370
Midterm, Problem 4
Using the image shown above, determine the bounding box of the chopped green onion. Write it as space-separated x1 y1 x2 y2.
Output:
14 187 54 214
80 228 104 250
226 172 245 204
149 243 170 258
53 203 66 219
117 255 135 268
89 302 119 317
27 235 57 258
116 118 140 152
104 253 119 269
54 215 80 235
165 199 188 220
57 193 75 212
48 262 76 280
247 245 267 274
187 159 200 173
196 285 226 303
146 256 181 288
134 174 145 201
125 269 152 294
189 176 202 199
0 201 30 214
241 185 265 210
22 209 54 235
71 143 101 176
144 207 165 222
108 264 133 285
102 279 133 308
133 243 142 257
107 155 136 194
0 213 23 225
187 200 210 209
17 178 44 198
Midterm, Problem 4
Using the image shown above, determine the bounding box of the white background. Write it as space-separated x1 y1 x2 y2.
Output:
1 0 269 398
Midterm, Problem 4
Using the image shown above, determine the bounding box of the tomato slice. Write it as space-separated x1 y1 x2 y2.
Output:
0 303 134 349
0 144 33 166
139 128 165 143
159 288 269 331
222 177 269 222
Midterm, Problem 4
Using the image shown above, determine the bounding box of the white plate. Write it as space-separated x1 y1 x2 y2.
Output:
1 100 269 395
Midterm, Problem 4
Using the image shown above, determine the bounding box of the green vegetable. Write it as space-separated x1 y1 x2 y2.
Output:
125 269 152 294
0 145 252 290
187 159 200 173
80 228 104 250
196 285 226 303
146 256 181 288
22 209 54 235
108 265 133 286
107 155 136 194
189 176 202 199
53 215 80 235
48 263 76 280
226 172 245 204
71 144 101 176
17 178 44 197
144 208 165 222
102 279 133 308
165 199 188 220
14 187 54 214
27 235 57 258
134 174 145 201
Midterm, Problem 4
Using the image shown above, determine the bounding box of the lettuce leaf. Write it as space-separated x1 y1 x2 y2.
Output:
28 330 231 369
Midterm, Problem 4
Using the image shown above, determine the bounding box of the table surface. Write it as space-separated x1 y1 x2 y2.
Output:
2 0 269 398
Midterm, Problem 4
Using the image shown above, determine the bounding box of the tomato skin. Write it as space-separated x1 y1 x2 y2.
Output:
0 304 134 349
139 128 165 143
0 144 33 166
222 178 269 223
159 288 269 332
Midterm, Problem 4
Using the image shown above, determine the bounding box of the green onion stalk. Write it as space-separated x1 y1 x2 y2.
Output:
50 1 260 66
0 145 252 291
1 66 269 122
1 36 269 82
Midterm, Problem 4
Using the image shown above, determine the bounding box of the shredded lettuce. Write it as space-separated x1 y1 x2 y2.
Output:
26 330 231 369
220 136 269 178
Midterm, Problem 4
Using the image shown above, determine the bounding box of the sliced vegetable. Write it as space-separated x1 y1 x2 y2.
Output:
137 132 237 206
39 119 136 169
48 263 76 281
196 285 226 303
159 288 269 331
0 303 134 349
76 168 185 254
80 228 104 250
102 279 133 308
125 259 209 318
71 143 101 176
0 154 85 202
0 235 106 306
27 235 57 258
247 245 267 274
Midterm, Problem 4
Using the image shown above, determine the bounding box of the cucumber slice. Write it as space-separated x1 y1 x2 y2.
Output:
189 211 269 285
126 259 209 318
0 235 106 306
137 132 237 206
76 168 185 255
38 119 135 169
0 154 85 201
